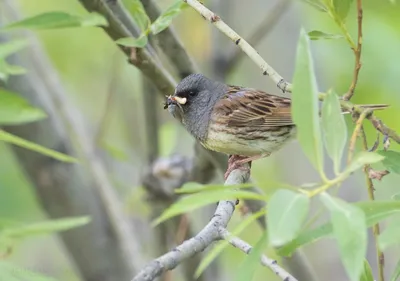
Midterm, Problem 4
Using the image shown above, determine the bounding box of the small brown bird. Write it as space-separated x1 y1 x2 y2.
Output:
165 73 386 179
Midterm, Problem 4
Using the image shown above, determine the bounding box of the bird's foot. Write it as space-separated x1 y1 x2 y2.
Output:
224 155 251 181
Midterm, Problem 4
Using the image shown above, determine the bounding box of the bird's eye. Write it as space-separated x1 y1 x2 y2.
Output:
189 91 197 97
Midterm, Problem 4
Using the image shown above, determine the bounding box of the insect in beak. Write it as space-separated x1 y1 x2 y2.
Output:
163 95 187 110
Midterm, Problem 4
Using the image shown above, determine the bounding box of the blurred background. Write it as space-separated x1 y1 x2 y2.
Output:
0 0 399 280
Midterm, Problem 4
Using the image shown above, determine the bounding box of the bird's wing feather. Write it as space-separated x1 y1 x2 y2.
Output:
212 86 294 128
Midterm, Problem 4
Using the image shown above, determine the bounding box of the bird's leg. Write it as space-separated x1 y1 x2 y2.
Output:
224 155 251 181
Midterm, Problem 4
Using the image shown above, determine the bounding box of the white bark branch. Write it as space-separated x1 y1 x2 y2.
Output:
183 0 291 93
219 229 298 281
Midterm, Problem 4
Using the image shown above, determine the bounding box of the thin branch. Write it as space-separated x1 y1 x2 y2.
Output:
347 110 370 164
222 0 292 74
132 166 250 281
182 0 291 93
219 229 298 281
360 127 385 281
78 0 177 94
343 0 363 101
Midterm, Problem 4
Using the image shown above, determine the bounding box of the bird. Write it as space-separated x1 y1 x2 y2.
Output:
164 73 387 179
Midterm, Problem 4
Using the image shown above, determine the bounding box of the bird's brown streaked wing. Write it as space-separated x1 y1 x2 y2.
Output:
212 86 294 128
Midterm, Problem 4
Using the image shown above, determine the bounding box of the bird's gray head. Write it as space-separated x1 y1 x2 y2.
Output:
166 73 227 141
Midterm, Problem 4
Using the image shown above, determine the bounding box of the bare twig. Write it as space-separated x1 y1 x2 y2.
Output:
359 128 385 281
343 0 363 101
368 115 400 144
347 110 370 164
219 229 298 281
222 0 292 74
182 0 291 93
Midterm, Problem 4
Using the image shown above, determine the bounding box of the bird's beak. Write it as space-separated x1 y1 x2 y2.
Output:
165 95 184 123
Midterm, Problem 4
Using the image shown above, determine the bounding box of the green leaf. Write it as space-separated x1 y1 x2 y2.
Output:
320 193 367 281
0 39 29 59
235 230 269 281
302 0 328 12
292 28 325 178
359 259 374 281
195 210 265 278
0 89 47 125
308 30 344 40
321 89 347 174
378 221 400 251
0 216 90 239
176 182 254 194
278 200 400 256
332 0 355 21
122 0 151 32
267 189 310 247
377 150 400 174
2 12 107 30
0 130 77 163
116 35 148 48
0 60 27 82
390 257 400 281
152 190 265 226
150 1 188 35
344 151 385 176
0 262 57 281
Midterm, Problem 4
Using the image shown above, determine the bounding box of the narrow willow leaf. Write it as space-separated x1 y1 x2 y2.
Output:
321 89 347 174
390 257 400 281
344 151 385 176
0 130 77 163
116 35 148 48
150 1 188 35
122 0 151 32
0 60 26 82
377 150 400 174
0 39 29 59
0 217 90 239
378 221 400 251
0 262 57 281
152 190 265 226
195 210 265 278
292 28 325 177
235 230 269 281
332 0 355 21
308 30 344 40
0 89 47 125
267 189 310 247
278 200 400 256
320 193 366 281
359 259 374 281
2 12 107 30
176 182 254 194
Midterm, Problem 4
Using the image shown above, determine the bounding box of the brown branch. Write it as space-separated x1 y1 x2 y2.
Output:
368 115 400 144
343 0 363 101
360 127 385 281
347 110 370 164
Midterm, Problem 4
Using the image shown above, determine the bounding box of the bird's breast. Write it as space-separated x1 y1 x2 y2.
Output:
202 122 296 156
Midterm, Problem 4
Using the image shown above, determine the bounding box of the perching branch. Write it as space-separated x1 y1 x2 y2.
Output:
134 165 297 281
